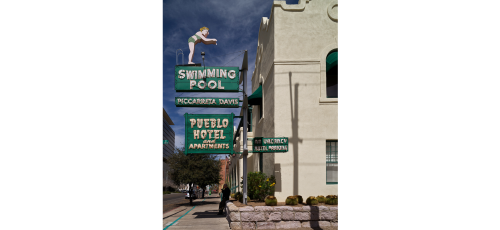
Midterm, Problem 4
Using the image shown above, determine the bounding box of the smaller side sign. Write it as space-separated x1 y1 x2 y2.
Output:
163 140 169 144
253 137 289 153
175 97 239 108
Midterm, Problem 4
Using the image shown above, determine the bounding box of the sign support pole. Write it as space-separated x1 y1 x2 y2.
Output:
242 50 248 205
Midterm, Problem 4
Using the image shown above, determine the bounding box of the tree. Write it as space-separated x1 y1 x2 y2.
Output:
165 147 222 205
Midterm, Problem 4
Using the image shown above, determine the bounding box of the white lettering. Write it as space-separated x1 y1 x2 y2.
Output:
207 69 215 78
218 80 224 89
222 119 228 128
178 70 185 79
220 69 227 78
193 130 200 139
198 80 206 89
208 130 214 139
198 70 206 79
208 80 217 89
197 119 203 128
204 119 210 128
186 70 195 79
201 130 207 139
189 80 196 89
228 70 236 79
190 119 196 128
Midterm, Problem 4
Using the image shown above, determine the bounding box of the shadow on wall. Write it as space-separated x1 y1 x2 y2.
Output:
289 72 303 196
274 163 281 192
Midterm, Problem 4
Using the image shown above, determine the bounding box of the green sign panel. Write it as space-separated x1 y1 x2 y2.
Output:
175 97 239 108
175 66 239 92
163 140 169 144
184 113 234 155
253 137 289 152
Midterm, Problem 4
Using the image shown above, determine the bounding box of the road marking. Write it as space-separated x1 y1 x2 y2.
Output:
163 199 205 230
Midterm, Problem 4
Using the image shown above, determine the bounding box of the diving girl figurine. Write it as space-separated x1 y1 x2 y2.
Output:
188 27 217 64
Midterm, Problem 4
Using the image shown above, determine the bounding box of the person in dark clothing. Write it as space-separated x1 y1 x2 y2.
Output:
218 184 231 215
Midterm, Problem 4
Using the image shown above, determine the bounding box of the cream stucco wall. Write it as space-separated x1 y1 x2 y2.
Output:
228 0 338 201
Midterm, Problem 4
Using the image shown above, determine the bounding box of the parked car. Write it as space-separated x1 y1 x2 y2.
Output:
185 192 197 199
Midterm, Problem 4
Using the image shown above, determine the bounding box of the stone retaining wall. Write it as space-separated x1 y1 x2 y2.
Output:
225 201 338 230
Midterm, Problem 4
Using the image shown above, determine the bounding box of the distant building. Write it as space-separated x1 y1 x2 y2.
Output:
163 109 175 190
228 0 338 201
218 157 230 194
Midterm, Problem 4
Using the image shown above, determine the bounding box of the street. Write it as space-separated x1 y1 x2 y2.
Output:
163 193 188 213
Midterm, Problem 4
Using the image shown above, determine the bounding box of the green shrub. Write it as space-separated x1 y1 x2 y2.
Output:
163 191 171 195
265 196 277 206
325 195 338 205
296 195 303 204
230 193 235 199
306 196 318 205
285 196 298 205
240 172 276 201
317 195 326 203
325 197 338 205
234 192 243 202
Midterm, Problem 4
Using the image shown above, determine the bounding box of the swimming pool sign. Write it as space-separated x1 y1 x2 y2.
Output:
175 66 239 92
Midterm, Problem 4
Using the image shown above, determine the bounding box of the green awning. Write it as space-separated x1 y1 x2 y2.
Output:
326 51 338 72
248 85 262 105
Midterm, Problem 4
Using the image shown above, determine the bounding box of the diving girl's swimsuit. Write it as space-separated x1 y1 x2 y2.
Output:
188 34 202 43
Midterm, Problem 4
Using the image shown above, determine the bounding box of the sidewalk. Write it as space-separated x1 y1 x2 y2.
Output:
163 194 230 230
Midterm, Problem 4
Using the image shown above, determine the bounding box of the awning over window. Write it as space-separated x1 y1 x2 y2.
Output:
326 51 338 72
248 85 262 105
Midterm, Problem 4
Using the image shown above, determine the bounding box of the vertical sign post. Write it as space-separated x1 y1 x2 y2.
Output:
242 50 248 205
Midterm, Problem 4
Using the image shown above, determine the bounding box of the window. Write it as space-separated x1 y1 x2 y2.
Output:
326 51 338 98
326 140 338 184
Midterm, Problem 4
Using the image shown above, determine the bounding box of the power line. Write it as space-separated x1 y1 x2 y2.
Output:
222 53 244 66
208 50 244 58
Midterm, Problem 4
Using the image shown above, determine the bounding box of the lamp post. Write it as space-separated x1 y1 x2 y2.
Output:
201 52 205 68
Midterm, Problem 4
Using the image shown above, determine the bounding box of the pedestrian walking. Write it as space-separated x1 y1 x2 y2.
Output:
217 184 230 215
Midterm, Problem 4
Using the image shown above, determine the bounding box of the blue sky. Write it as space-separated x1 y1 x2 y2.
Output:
163 0 299 150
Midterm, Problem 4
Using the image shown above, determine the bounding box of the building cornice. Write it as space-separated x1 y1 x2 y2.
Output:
163 108 174 125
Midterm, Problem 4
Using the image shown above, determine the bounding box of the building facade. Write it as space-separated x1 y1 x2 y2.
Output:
229 0 338 201
218 157 230 194
163 109 175 190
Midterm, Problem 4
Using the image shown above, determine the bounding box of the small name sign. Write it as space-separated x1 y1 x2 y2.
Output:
253 137 289 153
175 97 239 108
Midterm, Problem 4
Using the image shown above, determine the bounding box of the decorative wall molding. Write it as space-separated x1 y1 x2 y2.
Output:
327 0 338 22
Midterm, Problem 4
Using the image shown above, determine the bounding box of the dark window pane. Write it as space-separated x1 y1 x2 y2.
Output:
326 64 338 98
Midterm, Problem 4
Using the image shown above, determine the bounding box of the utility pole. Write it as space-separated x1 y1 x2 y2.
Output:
241 50 248 205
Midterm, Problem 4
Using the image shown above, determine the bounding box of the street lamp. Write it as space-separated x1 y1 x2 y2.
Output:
201 52 205 68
